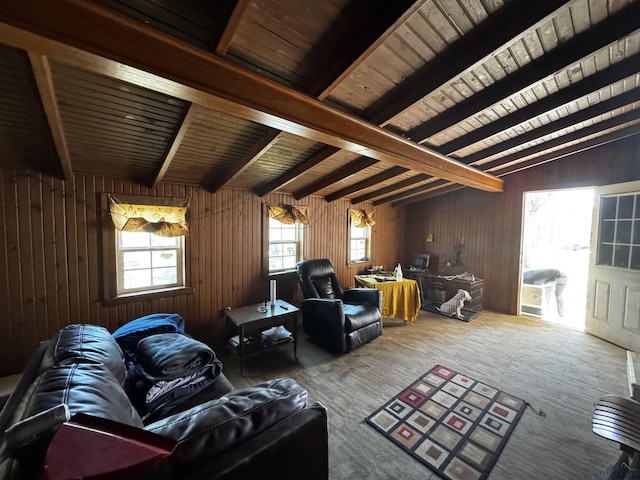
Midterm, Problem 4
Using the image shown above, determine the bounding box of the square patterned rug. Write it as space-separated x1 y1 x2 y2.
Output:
366 365 526 480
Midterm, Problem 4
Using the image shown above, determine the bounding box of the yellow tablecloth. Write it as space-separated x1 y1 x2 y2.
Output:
354 275 421 322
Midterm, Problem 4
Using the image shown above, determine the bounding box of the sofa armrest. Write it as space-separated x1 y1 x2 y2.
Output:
174 402 328 480
344 288 382 311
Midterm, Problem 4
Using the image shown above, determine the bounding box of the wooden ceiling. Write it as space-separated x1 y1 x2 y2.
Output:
0 0 639 206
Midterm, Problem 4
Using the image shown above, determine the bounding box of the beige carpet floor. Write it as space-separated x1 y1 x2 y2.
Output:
222 310 628 480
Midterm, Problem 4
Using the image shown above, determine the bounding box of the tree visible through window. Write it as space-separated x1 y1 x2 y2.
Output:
348 209 374 263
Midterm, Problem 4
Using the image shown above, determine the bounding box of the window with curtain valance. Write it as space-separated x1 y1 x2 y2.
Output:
102 193 193 303
348 209 374 263
265 204 307 273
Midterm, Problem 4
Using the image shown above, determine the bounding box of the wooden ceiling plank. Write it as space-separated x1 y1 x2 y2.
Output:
324 166 409 202
461 87 640 165
436 52 640 154
215 0 250 56
209 128 283 193
293 157 379 200
27 52 73 180
0 1 503 192
477 109 640 171
394 123 640 206
313 0 425 100
373 180 442 206
405 1 640 142
350 173 430 203
151 103 195 188
254 145 340 197
366 0 571 125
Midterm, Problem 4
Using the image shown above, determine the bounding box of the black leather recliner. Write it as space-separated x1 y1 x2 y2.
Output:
296 259 383 353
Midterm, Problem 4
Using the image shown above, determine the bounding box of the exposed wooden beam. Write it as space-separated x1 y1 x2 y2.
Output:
436 53 640 155
391 123 640 206
215 0 249 56
27 52 73 180
325 166 408 202
406 1 640 143
209 128 283 193
462 88 640 165
373 180 443 206
479 110 640 172
293 157 379 200
366 0 571 126
254 146 341 197
350 174 430 204
0 1 503 193
151 103 195 188
388 118 640 207
312 0 425 100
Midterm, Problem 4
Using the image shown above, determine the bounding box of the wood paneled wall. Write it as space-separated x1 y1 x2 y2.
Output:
404 135 640 314
0 171 403 376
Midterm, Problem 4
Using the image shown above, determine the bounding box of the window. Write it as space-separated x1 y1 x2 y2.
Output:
264 204 307 274
116 230 184 294
348 209 374 263
596 194 640 270
101 193 192 303
348 222 371 263
268 217 303 272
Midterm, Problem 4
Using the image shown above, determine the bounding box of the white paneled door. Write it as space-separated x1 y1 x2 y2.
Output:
585 181 640 350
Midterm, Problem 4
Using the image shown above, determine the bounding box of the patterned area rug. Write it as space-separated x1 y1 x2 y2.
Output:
366 365 526 480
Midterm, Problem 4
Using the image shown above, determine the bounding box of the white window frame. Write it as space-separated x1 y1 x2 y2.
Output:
267 217 304 273
348 221 371 263
115 230 185 295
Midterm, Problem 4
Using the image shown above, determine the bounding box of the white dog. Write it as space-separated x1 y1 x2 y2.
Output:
437 289 472 319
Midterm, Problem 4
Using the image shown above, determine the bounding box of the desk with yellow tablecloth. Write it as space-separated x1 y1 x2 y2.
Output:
354 275 421 322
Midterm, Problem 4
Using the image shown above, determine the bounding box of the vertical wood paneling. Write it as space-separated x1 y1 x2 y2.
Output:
0 168 402 376
404 135 640 314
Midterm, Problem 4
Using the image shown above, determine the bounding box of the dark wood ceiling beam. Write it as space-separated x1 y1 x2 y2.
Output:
152 103 195 188
324 166 408 202
312 0 424 100
254 146 341 197
406 1 640 143
0 1 503 193
436 53 640 155
350 174 430 204
392 123 640 206
209 128 283 193
479 110 640 172
373 179 442 206
27 52 73 180
215 0 249 55
461 87 640 165
366 0 571 126
493 123 640 178
292 157 379 200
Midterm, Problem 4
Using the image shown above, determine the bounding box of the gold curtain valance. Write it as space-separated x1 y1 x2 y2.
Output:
349 209 375 227
108 194 189 237
267 204 309 225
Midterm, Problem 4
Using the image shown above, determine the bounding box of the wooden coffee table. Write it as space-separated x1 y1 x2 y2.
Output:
225 299 299 375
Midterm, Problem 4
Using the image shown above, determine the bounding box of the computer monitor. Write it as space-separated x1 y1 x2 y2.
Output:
411 253 430 270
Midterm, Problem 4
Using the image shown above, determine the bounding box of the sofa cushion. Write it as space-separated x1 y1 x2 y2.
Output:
144 378 307 476
40 324 127 386
28 362 143 428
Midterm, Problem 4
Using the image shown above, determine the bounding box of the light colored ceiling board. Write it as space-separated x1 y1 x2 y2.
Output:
351 173 430 204
324 166 409 202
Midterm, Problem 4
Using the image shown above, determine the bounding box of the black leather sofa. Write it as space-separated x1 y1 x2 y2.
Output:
297 259 383 353
0 324 328 479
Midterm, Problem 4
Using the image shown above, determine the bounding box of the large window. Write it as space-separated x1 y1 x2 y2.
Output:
116 231 184 294
348 209 374 263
